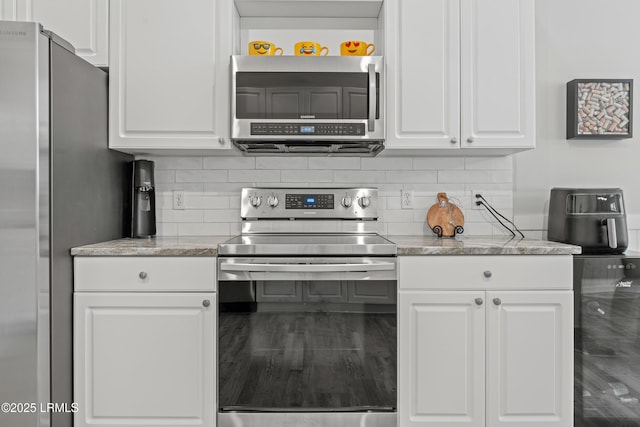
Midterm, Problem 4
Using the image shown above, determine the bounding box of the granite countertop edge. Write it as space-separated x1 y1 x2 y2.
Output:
71 235 581 257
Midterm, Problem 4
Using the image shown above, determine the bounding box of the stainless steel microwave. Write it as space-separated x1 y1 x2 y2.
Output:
230 55 385 156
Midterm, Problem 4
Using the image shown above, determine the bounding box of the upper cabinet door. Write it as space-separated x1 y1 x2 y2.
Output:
109 0 231 153
486 291 573 427
0 0 23 20
460 0 535 150
386 0 460 149
0 0 108 67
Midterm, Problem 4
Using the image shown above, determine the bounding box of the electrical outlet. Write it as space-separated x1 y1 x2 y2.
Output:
173 190 185 210
401 190 414 209
472 191 483 210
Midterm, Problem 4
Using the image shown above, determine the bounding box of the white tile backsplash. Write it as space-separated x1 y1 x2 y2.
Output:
148 155 517 237
413 157 465 170
176 170 227 183
281 170 333 183
256 157 308 170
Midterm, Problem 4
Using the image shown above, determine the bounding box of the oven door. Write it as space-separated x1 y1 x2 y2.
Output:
230 56 384 142
217 256 397 415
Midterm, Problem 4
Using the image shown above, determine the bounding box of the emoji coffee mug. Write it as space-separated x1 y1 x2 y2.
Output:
248 41 283 56
340 40 375 56
294 41 329 56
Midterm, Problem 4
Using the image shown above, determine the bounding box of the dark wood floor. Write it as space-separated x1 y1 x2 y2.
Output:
218 311 397 411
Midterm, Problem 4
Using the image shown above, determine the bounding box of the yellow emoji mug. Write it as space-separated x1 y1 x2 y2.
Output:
248 40 283 56
340 40 375 56
294 41 329 56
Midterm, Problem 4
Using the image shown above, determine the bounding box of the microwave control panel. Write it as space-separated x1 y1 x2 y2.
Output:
251 123 365 136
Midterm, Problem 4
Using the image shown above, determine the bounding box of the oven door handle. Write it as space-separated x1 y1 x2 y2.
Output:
219 262 395 273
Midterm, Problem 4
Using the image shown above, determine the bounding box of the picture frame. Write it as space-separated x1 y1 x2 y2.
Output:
566 79 633 139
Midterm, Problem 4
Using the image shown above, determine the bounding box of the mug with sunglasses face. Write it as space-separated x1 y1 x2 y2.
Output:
248 41 283 56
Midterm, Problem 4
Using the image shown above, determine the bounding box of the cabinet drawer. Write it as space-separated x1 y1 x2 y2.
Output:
399 255 572 290
74 257 216 292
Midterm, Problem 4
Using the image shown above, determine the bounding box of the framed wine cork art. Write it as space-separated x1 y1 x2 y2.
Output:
567 79 633 139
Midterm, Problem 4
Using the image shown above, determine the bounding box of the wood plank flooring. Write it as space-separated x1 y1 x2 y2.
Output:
218 311 397 411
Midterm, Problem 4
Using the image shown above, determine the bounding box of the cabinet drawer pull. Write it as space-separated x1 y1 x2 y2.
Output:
493 298 502 306
475 298 483 306
139 271 148 280
483 270 492 278
202 299 211 307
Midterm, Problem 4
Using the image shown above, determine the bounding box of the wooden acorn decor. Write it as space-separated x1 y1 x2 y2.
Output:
426 192 465 237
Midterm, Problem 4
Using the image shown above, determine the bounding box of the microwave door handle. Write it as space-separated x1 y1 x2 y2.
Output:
368 63 376 132
603 218 618 249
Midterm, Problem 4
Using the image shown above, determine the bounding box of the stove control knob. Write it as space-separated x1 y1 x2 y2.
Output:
267 195 279 208
341 195 353 208
358 196 371 209
249 195 262 208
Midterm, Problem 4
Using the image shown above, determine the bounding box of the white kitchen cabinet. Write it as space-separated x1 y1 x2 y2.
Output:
0 0 108 67
485 291 573 427
398 256 573 427
399 291 485 427
385 0 535 153
108 0 233 154
73 256 217 427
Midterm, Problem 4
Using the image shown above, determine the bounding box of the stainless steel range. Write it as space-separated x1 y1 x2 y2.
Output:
217 187 397 427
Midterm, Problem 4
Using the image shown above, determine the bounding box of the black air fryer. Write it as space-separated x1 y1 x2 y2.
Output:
130 160 156 238
548 188 628 254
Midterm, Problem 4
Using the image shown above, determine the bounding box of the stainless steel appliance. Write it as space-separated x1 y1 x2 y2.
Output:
131 160 156 237
0 21 133 427
230 56 385 156
548 187 628 254
574 254 640 426
217 187 397 427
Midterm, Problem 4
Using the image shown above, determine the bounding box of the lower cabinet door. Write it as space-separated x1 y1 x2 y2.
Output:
486 291 573 427
74 292 216 427
398 291 485 427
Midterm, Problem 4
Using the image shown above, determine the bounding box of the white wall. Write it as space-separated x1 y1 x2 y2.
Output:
514 0 640 249
149 155 515 237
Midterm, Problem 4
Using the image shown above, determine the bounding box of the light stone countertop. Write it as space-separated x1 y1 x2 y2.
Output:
70 236 229 256
389 235 581 255
71 235 581 256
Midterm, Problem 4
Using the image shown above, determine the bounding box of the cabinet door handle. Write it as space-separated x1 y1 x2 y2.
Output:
139 271 147 279
467 137 474 143
451 137 458 144
493 298 502 306
483 270 492 278
202 299 211 307
475 298 483 306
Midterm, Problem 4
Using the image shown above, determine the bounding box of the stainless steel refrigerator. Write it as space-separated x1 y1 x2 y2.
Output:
0 21 133 427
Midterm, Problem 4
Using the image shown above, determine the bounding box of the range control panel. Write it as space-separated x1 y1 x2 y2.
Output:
241 187 378 220
251 123 365 136
285 194 334 209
